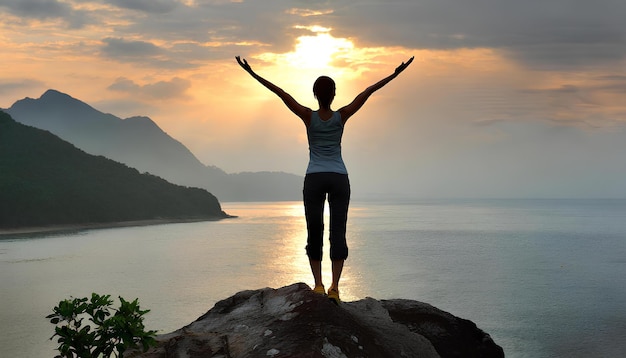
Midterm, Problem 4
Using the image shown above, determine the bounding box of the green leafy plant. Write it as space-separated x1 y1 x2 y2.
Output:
47 293 157 358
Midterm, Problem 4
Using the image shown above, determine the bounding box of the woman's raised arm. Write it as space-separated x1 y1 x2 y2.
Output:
339 56 414 123
236 56 311 123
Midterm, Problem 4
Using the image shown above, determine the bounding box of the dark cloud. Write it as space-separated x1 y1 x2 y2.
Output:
4 0 624 71
109 0 180 14
2 0 72 18
108 77 191 99
497 77 626 128
598 80 626 94
101 37 162 57
501 39 626 71
97 0 305 64
109 0 624 70
0 0 89 28
101 37 198 68
109 1 317 55
523 77 626 99
324 0 626 69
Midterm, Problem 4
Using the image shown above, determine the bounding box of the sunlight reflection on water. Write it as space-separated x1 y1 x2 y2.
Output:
223 201 360 301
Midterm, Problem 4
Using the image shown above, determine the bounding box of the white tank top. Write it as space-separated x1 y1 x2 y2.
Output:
305 111 348 174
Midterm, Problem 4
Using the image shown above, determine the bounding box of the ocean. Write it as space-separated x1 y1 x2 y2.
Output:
1 199 625 357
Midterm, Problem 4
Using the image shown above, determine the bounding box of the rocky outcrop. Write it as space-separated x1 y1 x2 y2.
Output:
130 283 504 358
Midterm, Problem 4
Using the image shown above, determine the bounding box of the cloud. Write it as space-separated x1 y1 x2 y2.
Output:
1 0 72 18
100 37 197 68
0 79 46 96
503 42 626 71
595 75 626 93
105 1 328 54
108 77 191 99
148 0 624 71
101 37 162 58
0 0 89 28
3 0 624 70
513 75 626 128
324 0 626 69
109 0 180 14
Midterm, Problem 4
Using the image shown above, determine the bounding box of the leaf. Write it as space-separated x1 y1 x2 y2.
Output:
49 293 157 357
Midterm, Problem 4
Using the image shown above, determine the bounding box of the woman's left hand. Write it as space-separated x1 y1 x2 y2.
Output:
236 56 254 74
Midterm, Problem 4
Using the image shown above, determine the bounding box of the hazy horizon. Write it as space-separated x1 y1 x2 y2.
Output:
2 1 626 199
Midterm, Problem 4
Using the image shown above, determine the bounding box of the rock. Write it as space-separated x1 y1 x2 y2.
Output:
129 283 504 358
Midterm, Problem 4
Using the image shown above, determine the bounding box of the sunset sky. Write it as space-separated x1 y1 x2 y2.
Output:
2 0 626 198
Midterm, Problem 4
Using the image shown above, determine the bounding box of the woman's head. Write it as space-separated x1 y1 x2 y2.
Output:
313 76 336 110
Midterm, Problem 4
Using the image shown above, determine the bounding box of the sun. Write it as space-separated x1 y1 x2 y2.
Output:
251 27 359 105
258 26 353 71
287 28 353 69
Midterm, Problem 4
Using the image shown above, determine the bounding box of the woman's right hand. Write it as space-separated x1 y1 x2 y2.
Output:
394 56 414 75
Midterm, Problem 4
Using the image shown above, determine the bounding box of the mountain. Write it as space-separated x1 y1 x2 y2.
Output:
0 111 228 229
4 90 302 201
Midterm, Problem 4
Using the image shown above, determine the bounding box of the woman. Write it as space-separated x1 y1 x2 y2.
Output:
236 55 413 303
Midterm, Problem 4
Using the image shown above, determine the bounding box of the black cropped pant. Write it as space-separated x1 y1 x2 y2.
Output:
303 172 350 261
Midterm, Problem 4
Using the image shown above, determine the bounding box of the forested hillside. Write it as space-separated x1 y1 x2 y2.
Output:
0 111 228 229
5 90 303 201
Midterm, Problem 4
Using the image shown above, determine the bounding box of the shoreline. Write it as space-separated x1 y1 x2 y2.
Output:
0 216 236 237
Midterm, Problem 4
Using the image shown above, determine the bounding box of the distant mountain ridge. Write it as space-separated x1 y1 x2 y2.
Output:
0 111 228 229
4 90 302 201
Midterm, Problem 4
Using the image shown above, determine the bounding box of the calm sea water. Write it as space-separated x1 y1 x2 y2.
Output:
1 199 625 357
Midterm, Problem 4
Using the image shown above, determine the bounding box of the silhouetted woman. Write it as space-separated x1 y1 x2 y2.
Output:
236 55 413 303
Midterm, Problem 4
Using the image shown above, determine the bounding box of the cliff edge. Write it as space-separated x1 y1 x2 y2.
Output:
130 283 504 358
